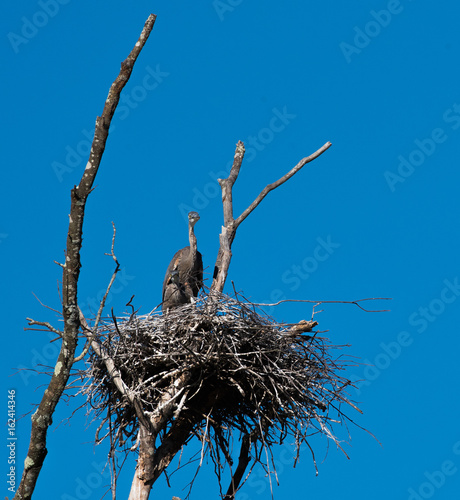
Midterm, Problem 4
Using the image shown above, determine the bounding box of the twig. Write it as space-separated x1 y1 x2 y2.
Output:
25 319 62 337
31 292 62 315
126 295 135 315
96 223 121 328
252 298 392 313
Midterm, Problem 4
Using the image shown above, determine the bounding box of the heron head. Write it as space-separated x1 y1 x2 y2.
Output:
188 211 200 227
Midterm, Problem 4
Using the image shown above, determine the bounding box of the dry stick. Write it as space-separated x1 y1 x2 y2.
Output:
25 319 62 337
13 14 156 500
211 141 332 293
253 298 392 313
79 309 152 433
97 222 120 328
31 291 62 315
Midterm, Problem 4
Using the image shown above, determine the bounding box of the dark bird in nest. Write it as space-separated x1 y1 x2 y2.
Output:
162 211 203 310
162 270 188 313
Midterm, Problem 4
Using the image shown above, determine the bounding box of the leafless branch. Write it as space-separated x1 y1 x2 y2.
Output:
211 141 332 292
235 141 332 228
14 14 157 500
24 319 62 337
252 297 392 313
31 292 62 315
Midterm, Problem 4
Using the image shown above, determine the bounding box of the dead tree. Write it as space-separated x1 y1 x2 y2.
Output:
97 136 333 499
15 13 375 500
14 14 157 500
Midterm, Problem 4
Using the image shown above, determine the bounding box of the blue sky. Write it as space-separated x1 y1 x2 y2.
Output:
2 1 460 499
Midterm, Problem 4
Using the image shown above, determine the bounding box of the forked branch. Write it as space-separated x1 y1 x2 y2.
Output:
211 140 332 292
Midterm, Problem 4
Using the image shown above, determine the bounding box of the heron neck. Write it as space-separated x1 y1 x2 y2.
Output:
189 223 197 257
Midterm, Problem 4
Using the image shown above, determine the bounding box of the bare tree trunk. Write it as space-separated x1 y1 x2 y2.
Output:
14 14 157 500
128 425 156 500
128 414 197 499
127 385 222 499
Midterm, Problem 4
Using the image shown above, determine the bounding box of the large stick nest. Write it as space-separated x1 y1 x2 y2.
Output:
81 291 359 482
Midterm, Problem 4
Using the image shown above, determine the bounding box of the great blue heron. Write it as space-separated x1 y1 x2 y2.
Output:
162 211 203 309
162 270 188 313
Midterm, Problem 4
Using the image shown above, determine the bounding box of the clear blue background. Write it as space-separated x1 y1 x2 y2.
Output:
2 1 460 499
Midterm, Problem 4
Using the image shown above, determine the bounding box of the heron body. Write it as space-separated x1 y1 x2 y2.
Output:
162 211 203 311
162 270 188 313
